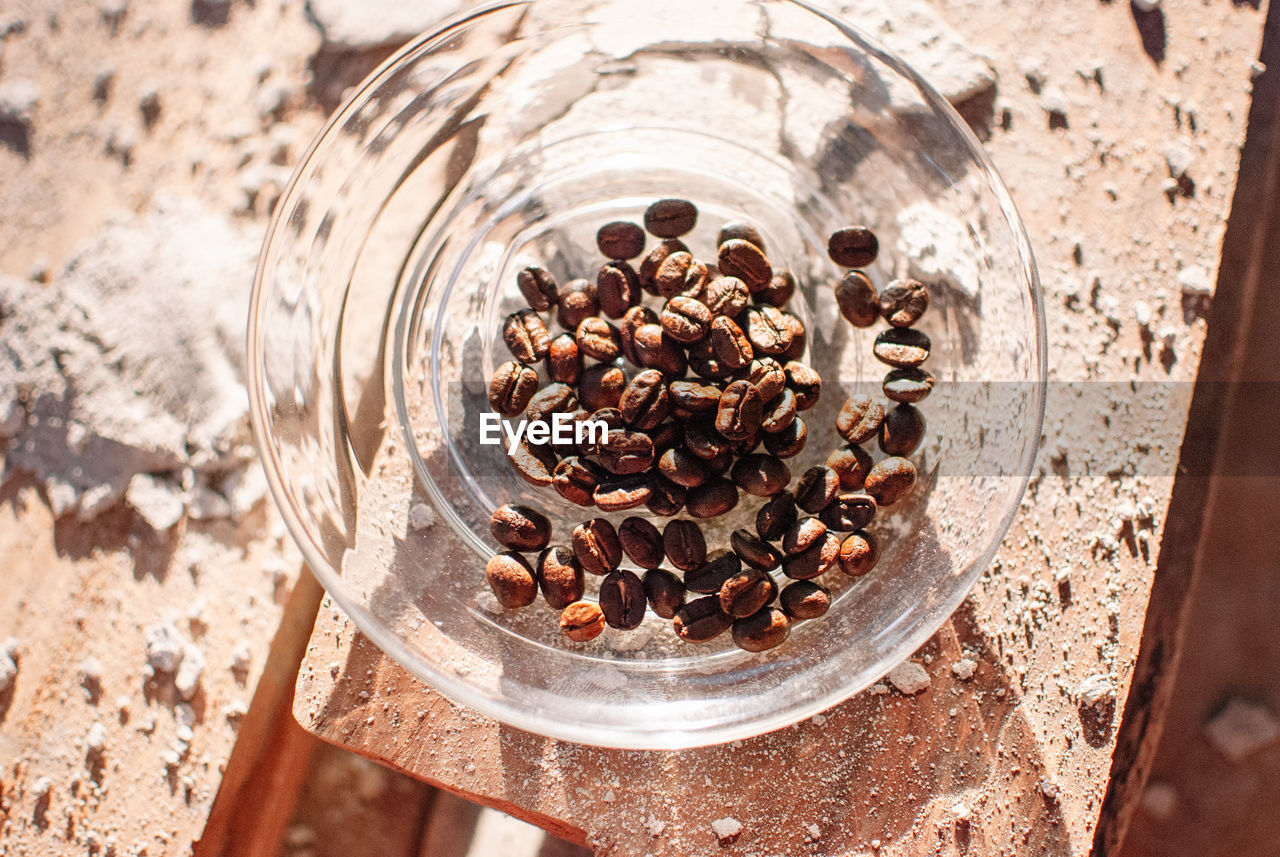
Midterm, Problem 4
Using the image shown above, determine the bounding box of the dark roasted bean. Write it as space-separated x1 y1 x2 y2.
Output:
710 316 754 369
560 600 605 641
546 333 582 385
633 323 688 377
715 380 764 440
572 518 622 576
818 493 877 532
507 438 558 488
837 394 885 444
743 306 793 355
552 409 592 455
685 420 730 460
717 221 766 252
733 607 790 652
759 270 796 307
783 517 827 556
488 360 538 417
873 327 931 367
718 239 772 291
687 338 732 380
647 420 682 451
579 408 624 454
489 503 550 551
759 388 797 433
516 265 559 311
795 465 840 513
880 403 926 456
537 546 585 609
826 444 873 491
677 258 710 299
639 239 689 292
685 550 743 593
663 519 707 571
668 380 721 413
756 491 798 541
573 317 619 362
763 415 807 458
879 278 929 327
661 295 712 342
719 568 777 618
503 308 550 364
730 453 790 497
598 429 655 475
730 528 783 571
643 568 686 619
780 580 830 620
618 516 664 569
526 382 577 424
782 531 840 580
834 270 878 327
644 198 698 238
596 220 646 260
746 357 786 403
701 275 751 317
673 595 733 642
556 278 598 331
647 474 687 517
600 569 647 629
594 475 652 511
486 552 538 608
578 364 625 411
838 530 880 577
552 456 604 506
781 314 807 363
883 367 935 404
597 261 641 318
619 305 659 366
783 361 821 410
658 446 709 488
685 476 739 519
618 369 671 430
864 456 917 506
827 226 878 268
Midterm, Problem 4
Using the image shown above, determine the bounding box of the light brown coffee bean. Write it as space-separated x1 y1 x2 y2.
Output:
560 600 605 641
574 317 619 362
597 261 641 319
759 388 797 433
596 220 646 260
864 456 917 506
783 361 821 410
617 369 671 430
715 380 764 441
598 429 655 475
489 503 550 551
526 382 577 424
717 221 766 252
685 476 740 519
632 324 688 377
657 446 709 488
619 305 658 365
783 516 827 556
661 295 712 342
643 568 686 619
743 306 793 355
701 275 751 317
710 316 754 369
668 380 721 413
818 492 877 532
644 198 698 238
795 465 839 513
826 444 873 490
730 454 791 497
780 580 830 620
763 415 807 458
838 530 880 577
578 364 625 411
685 550 743 594
516 265 559 311
746 357 786 403
578 408 624 455
552 456 603 506
537 546 585 609
834 270 878 327
572 518 622 576
503 308 550 364
827 226 878 268
873 327 931 367
730 529 782 571
718 239 772 291
556 278 598 331
719 568 777 618
732 607 790 652
545 333 581 385
782 531 840 580
879 278 929 327
883 367 935 403
880 403 926 456
781 313 806 362
486 552 537 609
488 360 538 417
639 239 689 292
756 491 798 541
653 251 698 300
673 595 733 642
593 475 652 511
599 569 647 629
647 475 686 517
507 438 558 488
837 394 885 444
759 270 795 307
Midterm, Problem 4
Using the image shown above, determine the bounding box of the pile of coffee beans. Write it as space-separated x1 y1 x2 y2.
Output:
483 199 930 653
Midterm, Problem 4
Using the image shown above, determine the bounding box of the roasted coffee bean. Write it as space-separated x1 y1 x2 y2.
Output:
599 569 647 630
795 465 840 513
733 607 790 652
556 278 599 331
838 530 880 577
883 367 935 403
507 439 558 488
818 492 877 532
578 364 626 411
780 580 830 620
578 408 624 454
834 270 878 327
760 388 797 433
643 568 686 619
780 361 820 411
719 568 777 618
486 552 538 608
618 369 671 430
827 225 878 268
743 306 793 355
488 360 538 417
864 456 916 506
526 382 578 424
663 519 707 571
701 275 751 317
645 198 698 238
673 595 733 642
658 446 709 488
684 420 731 460
837 394 885 444
710 316 754 369
596 220 646 260
560 600 605 641
661 295 712 342
685 550 743 593
880 403 926 456
756 491 798 541
730 454 791 497
653 251 703 300
782 531 840 580
873 327 931 368
718 239 772 291
552 409 592 455
826 444 873 491
619 305 659 365
730 528 782 571
781 314 807 363
537 546 585 609
717 221 766 252
504 308 550 364
668 380 721 413
715 380 764 440
879 278 929 327
763 415 807 458
489 503 550 551
639 239 689 292
552 456 604 506
729 432 762 456
575 317 621 361
598 429 655 475
545 333 582 385
633 324 688 377
678 259 710 299
516 265 559 311
687 338 732 380
594 475 652 511
746 357 786 403
685 476 740 519
759 269 796 307
617 516 664 569
647 474 687 517
783 517 828 555
647 420 682 451
597 261 641 319
572 517 622 576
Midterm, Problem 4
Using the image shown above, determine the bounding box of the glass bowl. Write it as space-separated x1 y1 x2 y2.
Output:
248 0 1045 749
